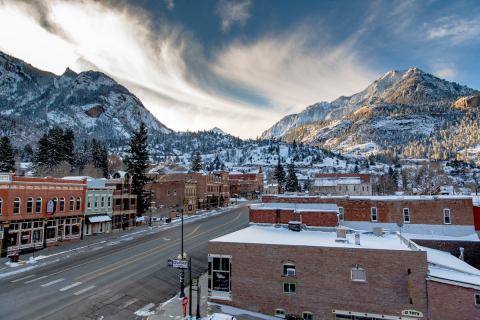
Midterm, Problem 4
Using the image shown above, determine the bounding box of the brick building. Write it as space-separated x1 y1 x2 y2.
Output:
260 195 476 237
249 202 339 227
229 170 264 199
0 173 86 257
208 225 480 320
106 178 137 230
312 173 372 196
148 174 197 217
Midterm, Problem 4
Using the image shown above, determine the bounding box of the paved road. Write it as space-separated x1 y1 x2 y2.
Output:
0 205 250 320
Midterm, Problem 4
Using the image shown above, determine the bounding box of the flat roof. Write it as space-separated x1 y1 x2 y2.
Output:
250 202 339 212
262 194 472 201
210 225 412 251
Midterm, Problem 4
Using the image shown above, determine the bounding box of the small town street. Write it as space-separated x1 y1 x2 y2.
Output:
0 205 250 320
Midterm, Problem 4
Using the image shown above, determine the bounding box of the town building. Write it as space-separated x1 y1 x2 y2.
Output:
260 194 476 237
106 177 137 230
208 224 480 320
0 173 86 257
84 179 114 235
311 173 372 196
148 174 197 217
229 169 264 199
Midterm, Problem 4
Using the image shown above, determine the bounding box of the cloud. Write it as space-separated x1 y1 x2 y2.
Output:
431 63 457 80
216 0 252 32
211 28 376 114
426 17 480 44
164 0 174 11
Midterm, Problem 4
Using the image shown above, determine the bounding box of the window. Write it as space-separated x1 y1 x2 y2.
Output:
274 309 286 319
283 282 296 294
351 267 366 282
101 196 105 208
403 208 410 223
76 197 81 210
444 209 451 224
0 197 2 215
338 207 344 221
88 197 92 208
371 207 377 222
26 197 33 214
283 264 296 277
303 312 313 320
208 255 231 293
13 197 21 214
35 197 42 213
107 196 111 207
475 293 480 306
59 197 65 212
69 197 75 211
94 196 98 208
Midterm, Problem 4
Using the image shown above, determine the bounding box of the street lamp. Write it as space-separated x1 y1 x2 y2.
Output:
179 207 185 298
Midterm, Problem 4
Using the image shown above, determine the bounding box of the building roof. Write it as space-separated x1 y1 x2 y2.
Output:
263 194 472 201
210 225 412 251
314 177 362 186
250 202 339 213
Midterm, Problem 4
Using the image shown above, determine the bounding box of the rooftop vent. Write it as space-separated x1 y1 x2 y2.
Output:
373 227 383 237
335 227 348 243
288 221 302 232
355 232 360 245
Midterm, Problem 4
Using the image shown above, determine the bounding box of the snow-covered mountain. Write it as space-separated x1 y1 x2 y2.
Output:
262 68 480 158
0 50 170 146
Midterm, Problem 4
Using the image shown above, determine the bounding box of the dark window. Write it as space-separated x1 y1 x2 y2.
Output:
303 312 313 320
76 197 81 211
60 198 65 211
283 282 296 293
70 197 75 211
35 197 42 213
283 264 296 276
27 198 33 214
209 256 231 292
13 197 21 214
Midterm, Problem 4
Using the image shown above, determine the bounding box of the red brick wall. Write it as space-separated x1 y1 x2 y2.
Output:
261 196 474 226
209 242 429 319
249 208 338 227
427 281 480 320
412 240 480 269
474 206 480 231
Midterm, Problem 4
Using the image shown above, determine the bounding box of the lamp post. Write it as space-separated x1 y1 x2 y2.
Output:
179 207 185 298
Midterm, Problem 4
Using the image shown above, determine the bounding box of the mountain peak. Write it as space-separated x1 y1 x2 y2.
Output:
211 127 228 135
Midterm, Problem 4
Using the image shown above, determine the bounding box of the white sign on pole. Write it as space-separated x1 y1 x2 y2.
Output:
172 259 189 269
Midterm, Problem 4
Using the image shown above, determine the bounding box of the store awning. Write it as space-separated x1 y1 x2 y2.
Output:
87 215 112 223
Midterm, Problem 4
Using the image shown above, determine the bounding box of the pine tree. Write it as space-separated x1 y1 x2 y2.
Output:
285 162 299 192
35 133 51 168
273 158 286 193
21 144 34 162
91 139 109 178
0 136 15 173
303 177 311 193
63 129 76 166
124 123 150 215
191 151 202 172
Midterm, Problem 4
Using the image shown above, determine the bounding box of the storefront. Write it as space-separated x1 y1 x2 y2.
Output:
84 215 112 235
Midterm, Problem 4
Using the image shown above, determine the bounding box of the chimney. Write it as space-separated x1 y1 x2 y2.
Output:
459 247 465 261
355 232 361 245
373 227 383 237
288 221 301 232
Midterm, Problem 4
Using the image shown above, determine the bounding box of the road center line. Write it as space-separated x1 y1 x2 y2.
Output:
59 281 82 292
121 298 139 309
73 285 96 295
11 274 35 283
25 275 48 284
41 278 65 287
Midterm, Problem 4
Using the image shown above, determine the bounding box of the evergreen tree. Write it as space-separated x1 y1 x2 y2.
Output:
63 129 76 166
285 162 299 192
303 177 311 193
35 134 52 168
21 144 34 162
0 136 15 173
124 123 150 215
91 139 109 178
273 158 286 193
191 151 203 172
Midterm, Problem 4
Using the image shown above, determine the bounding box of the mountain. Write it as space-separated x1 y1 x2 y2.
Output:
0 50 170 147
262 68 480 159
210 127 228 135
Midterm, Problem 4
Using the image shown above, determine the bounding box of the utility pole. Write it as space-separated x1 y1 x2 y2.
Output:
189 256 192 318
179 208 185 298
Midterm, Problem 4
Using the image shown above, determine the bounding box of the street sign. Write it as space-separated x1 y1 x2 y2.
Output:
172 259 189 269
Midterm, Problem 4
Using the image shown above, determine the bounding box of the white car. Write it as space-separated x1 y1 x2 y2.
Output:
207 313 236 320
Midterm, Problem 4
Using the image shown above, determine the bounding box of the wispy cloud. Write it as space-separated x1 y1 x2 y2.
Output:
431 62 457 80
164 0 174 11
211 28 376 114
426 16 480 44
216 0 252 32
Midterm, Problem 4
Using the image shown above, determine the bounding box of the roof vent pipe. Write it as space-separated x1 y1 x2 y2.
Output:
355 232 360 245
459 247 465 261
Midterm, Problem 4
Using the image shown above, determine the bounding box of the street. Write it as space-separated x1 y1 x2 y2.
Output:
0 205 250 320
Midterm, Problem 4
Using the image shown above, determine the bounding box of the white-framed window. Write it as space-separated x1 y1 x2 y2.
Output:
338 207 344 221
274 309 286 319
283 282 296 294
35 197 42 213
101 196 105 208
94 196 98 208
403 208 410 223
303 312 313 320
444 209 451 224
107 196 111 207
0 197 2 215
88 197 92 208
351 267 366 282
60 197 65 212
208 255 232 294
475 293 480 306
76 197 81 211
69 196 75 211
283 263 296 277
371 207 377 222
13 197 21 214
26 197 34 214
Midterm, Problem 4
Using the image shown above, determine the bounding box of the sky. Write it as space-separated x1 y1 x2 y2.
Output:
0 0 479 138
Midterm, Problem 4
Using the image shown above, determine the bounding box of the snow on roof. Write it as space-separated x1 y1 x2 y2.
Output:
265 194 472 201
314 177 362 186
250 202 339 212
421 246 480 288
211 225 412 251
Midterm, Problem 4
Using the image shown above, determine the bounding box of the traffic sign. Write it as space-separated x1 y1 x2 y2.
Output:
172 259 189 269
